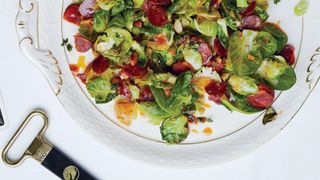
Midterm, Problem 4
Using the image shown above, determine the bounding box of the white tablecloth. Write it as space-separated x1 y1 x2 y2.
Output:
0 1 320 179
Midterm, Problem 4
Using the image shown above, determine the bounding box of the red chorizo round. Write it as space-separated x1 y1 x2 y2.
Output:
74 35 92 53
205 81 227 104
240 14 262 30
63 4 82 26
92 56 109 74
147 5 168 27
280 44 295 65
121 64 148 78
172 61 194 74
139 86 155 102
247 84 275 108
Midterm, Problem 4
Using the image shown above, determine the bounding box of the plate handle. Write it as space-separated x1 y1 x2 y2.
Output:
307 47 320 90
16 0 62 95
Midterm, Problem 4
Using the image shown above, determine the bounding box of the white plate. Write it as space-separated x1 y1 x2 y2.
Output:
16 0 320 167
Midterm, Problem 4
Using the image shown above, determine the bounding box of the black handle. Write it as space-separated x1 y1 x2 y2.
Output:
41 147 96 180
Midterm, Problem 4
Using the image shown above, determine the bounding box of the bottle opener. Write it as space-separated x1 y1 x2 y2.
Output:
2 111 96 180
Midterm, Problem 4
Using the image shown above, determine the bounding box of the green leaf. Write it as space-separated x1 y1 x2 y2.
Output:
152 50 176 66
98 0 118 11
111 0 126 16
79 20 99 41
294 0 309 16
122 10 135 30
94 10 110 33
183 47 202 70
226 16 238 30
262 23 288 53
228 75 258 96
86 77 113 104
194 19 219 37
217 18 230 48
160 116 189 144
95 28 133 65
108 14 126 28
227 30 263 76
138 101 171 125
171 71 193 96
255 6 269 21
152 73 177 89
236 0 248 7
133 0 144 8
252 31 278 59
131 41 148 67
149 86 172 113
256 57 297 90
150 72 194 116
222 88 264 114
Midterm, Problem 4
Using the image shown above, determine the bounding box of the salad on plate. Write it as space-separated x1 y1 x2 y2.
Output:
63 0 298 144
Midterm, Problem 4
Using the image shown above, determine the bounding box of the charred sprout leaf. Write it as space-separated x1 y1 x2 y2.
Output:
263 107 277 125
95 28 133 64
227 30 263 76
160 116 189 144
256 56 297 90
229 75 258 96
294 0 309 16
262 23 288 53
79 20 98 41
152 50 175 66
94 10 110 33
87 77 113 104
106 93 118 102
255 6 269 21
